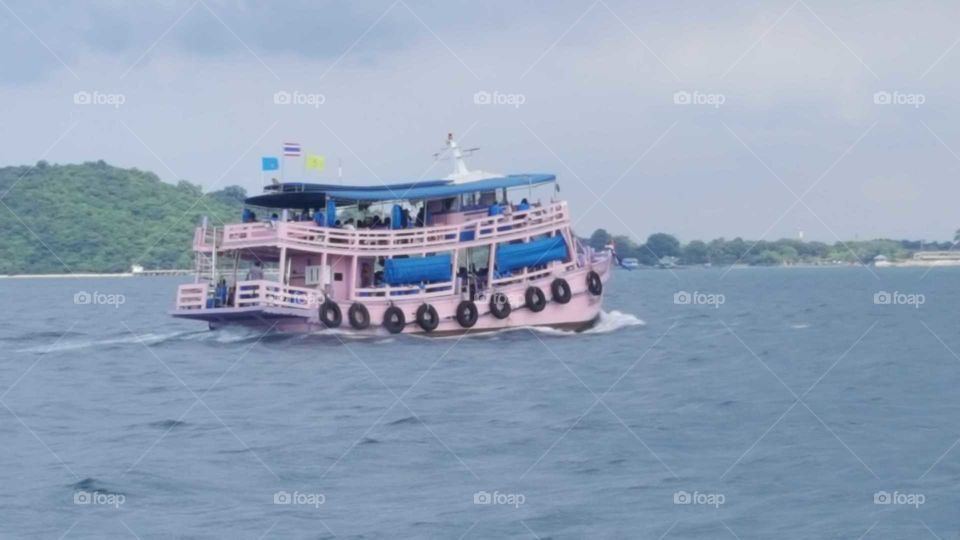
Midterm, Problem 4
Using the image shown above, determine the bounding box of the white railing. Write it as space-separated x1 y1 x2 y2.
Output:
174 280 322 311
206 201 569 254
175 283 210 310
352 281 455 300
233 280 323 310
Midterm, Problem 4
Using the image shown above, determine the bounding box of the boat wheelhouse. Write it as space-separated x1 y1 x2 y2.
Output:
170 137 612 335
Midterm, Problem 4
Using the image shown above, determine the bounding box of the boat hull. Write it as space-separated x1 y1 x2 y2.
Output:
171 262 610 336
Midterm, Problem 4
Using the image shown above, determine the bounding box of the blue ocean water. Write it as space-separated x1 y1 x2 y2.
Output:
1 267 959 539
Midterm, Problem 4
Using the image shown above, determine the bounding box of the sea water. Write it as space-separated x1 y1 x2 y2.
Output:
1 267 958 538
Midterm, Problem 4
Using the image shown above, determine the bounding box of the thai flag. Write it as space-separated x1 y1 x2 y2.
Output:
283 142 301 157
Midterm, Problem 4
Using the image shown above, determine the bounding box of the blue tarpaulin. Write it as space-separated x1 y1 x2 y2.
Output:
384 254 452 285
495 236 568 274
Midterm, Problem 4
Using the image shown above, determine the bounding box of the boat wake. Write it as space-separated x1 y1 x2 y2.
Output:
15 311 643 352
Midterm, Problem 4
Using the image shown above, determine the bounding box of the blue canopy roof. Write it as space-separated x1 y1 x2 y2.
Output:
245 174 556 208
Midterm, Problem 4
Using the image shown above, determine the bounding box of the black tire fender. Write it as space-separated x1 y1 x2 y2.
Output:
551 278 572 304
382 305 406 334
455 300 478 328
586 271 603 296
489 292 511 319
318 300 342 328
525 286 547 312
416 304 440 332
348 302 370 330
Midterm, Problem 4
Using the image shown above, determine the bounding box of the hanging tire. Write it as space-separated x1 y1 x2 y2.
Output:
587 271 603 296
348 303 370 330
416 304 440 332
382 305 405 334
318 300 342 328
551 278 572 304
525 286 546 312
456 300 478 328
489 292 511 319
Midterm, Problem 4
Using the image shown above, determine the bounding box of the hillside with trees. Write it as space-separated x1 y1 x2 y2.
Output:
0 160 949 274
0 161 245 274
585 229 945 267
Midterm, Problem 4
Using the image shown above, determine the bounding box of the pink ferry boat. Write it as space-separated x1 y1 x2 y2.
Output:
170 137 612 335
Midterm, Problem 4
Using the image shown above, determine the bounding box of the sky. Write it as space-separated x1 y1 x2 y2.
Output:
1 0 959 243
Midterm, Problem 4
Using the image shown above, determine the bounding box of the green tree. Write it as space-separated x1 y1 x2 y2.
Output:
588 228 613 250
645 233 681 259
681 240 709 265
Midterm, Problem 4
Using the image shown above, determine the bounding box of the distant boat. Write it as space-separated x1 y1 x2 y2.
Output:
620 257 639 269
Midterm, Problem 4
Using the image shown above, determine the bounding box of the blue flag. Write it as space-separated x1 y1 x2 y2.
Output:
261 156 279 171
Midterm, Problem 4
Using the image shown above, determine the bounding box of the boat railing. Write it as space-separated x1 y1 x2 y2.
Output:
282 222 462 251
173 280 323 311
233 280 323 310
193 224 224 252
352 281 455 300
208 201 569 254
491 260 577 288
175 283 210 310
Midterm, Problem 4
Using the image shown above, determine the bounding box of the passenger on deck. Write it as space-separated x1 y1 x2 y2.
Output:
518 198 530 211
383 217 391 229
402 208 412 228
246 261 264 280
343 219 356 230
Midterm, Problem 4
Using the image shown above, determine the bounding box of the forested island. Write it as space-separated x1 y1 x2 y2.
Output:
584 230 953 268
0 161 244 274
0 161 952 274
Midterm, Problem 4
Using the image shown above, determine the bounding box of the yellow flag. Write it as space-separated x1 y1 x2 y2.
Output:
305 154 326 171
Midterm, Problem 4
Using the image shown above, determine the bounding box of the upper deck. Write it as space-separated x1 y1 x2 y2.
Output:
194 200 570 256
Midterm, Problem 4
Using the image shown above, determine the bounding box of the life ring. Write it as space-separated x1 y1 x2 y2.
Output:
382 305 405 334
416 304 440 332
525 286 546 312
456 300 478 328
318 300 342 328
348 303 370 330
586 271 603 296
489 292 511 319
551 278 572 304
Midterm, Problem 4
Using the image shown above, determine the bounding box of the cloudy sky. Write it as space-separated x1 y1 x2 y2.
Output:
1 0 958 242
